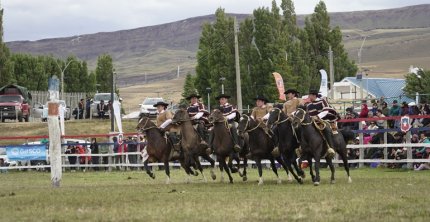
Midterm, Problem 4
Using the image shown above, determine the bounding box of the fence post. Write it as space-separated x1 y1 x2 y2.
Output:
358 121 364 168
406 131 412 169
383 121 388 160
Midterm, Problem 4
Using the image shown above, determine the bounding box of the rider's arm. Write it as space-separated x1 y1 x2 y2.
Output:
193 112 204 119
160 119 172 129
226 112 236 120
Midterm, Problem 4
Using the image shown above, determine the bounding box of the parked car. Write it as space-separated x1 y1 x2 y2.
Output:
0 84 32 122
0 147 18 166
90 93 121 118
32 100 72 121
139 97 164 117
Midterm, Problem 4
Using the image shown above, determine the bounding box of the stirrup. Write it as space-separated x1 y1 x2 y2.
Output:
233 144 241 152
295 147 302 158
326 147 336 159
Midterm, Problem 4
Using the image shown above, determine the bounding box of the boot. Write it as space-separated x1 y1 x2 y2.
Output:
206 130 214 155
295 147 302 158
323 126 336 159
271 147 280 157
270 127 280 157
230 124 241 152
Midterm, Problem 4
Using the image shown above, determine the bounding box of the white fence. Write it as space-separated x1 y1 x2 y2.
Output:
1 143 429 171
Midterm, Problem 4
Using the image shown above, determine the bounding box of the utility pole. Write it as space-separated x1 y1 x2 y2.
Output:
329 45 334 100
177 66 180 79
55 60 74 100
234 17 242 112
111 70 115 132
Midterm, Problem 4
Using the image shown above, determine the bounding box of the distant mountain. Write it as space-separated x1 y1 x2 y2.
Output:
6 4 430 86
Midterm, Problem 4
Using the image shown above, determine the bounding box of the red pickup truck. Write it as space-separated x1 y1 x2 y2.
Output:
0 84 32 122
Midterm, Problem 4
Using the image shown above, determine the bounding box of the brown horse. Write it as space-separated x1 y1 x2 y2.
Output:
208 109 245 183
172 109 216 183
237 114 288 185
136 116 179 184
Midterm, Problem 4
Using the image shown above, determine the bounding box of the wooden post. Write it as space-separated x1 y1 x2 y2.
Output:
406 131 412 169
48 75 62 187
358 121 364 168
383 121 388 160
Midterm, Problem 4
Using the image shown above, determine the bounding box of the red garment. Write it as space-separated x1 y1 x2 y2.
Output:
359 104 369 118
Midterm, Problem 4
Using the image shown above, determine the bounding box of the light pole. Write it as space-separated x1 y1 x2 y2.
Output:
206 87 212 112
55 60 74 100
219 77 226 94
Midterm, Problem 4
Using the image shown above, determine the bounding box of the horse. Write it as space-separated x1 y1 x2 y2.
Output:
136 116 177 184
208 109 245 183
292 107 351 185
171 109 216 183
266 108 304 183
237 114 289 185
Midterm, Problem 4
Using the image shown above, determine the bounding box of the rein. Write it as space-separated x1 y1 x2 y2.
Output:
242 115 261 133
294 108 311 126
138 118 157 131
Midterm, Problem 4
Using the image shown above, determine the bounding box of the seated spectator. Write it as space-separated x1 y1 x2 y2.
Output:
375 109 386 128
0 158 8 173
343 107 359 130
359 102 369 118
415 162 430 171
371 102 378 116
416 133 430 159
367 121 379 136
389 100 400 128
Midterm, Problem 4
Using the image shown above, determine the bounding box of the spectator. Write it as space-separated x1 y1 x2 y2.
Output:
371 102 378 116
78 99 85 119
343 107 359 130
367 121 379 136
416 133 430 159
375 109 386 128
97 100 106 119
389 100 401 128
400 101 409 116
359 102 369 118
0 158 8 173
348 138 360 168
65 145 77 172
90 138 99 171
113 137 120 168
381 102 390 117
85 98 92 119
127 136 138 169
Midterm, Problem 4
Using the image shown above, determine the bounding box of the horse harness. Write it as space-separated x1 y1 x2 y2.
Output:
271 108 299 143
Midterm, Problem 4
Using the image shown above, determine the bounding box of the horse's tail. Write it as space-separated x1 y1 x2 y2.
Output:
339 129 355 144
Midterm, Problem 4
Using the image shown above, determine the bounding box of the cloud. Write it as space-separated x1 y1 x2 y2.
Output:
3 0 429 41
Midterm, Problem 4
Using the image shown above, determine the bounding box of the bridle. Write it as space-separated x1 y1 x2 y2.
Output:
293 108 312 126
269 108 290 126
241 114 261 133
137 117 157 132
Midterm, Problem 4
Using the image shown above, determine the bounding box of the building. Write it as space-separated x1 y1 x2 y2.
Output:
331 77 414 103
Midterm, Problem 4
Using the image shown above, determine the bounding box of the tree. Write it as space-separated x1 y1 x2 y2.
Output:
95 54 114 92
180 73 197 105
404 70 430 101
0 5 12 86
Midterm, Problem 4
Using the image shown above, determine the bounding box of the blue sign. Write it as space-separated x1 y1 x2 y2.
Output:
6 145 47 161
48 75 60 92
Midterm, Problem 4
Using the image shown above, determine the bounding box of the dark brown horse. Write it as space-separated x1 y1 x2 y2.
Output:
208 109 245 183
266 108 304 184
237 114 287 185
136 116 178 184
292 107 353 185
172 109 216 183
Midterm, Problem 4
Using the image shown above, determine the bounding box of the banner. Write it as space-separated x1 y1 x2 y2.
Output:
6 145 47 161
113 101 123 133
319 69 328 98
272 72 286 101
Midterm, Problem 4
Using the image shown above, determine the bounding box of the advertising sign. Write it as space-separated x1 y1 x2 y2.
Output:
6 145 47 161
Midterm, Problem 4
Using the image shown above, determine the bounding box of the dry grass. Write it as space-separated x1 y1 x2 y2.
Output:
0 168 429 221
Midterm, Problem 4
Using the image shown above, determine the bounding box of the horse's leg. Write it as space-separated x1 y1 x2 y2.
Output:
164 160 171 184
242 157 248 182
307 157 316 183
338 149 352 183
277 154 292 181
221 157 234 184
270 157 281 184
326 157 336 184
292 150 305 178
313 156 321 186
227 154 238 173
143 159 155 179
194 156 207 183
201 153 216 180
183 154 193 183
218 155 225 183
278 155 303 184
255 158 264 185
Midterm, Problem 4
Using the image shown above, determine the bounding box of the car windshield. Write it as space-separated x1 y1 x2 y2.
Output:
94 94 118 102
143 98 163 105
0 95 22 103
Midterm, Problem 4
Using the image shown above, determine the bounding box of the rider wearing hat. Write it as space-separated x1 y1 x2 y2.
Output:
283 89 301 116
186 93 209 143
154 101 180 158
306 89 336 156
209 94 241 152
251 95 271 120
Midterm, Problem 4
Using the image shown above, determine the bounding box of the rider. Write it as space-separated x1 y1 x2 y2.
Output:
186 93 209 144
271 89 302 157
209 94 241 152
154 101 180 159
305 89 337 157
250 95 273 157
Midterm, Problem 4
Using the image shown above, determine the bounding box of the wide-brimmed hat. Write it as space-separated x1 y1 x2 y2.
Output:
284 89 299 95
254 95 269 103
215 94 231 100
186 93 201 100
309 89 319 96
153 101 169 108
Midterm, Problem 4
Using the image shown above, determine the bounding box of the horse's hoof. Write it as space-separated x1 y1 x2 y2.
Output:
258 178 264 186
150 174 156 179
229 180 233 184
298 178 304 184
166 177 171 185
331 180 336 184
348 177 352 183
287 174 293 182
193 171 199 177
238 170 243 177
210 172 216 180
243 176 248 182
313 181 320 186
277 178 282 184
230 167 238 173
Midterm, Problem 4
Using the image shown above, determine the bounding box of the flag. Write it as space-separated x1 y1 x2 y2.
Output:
319 69 328 98
272 72 286 101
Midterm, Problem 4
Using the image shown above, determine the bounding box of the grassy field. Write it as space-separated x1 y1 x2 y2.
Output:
0 168 429 221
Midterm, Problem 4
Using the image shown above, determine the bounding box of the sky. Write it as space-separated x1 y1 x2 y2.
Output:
2 0 430 42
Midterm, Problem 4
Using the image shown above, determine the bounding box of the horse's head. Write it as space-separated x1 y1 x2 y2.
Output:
172 108 190 124
292 108 306 129
267 107 282 128
237 114 256 137
209 109 225 123
136 116 155 132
